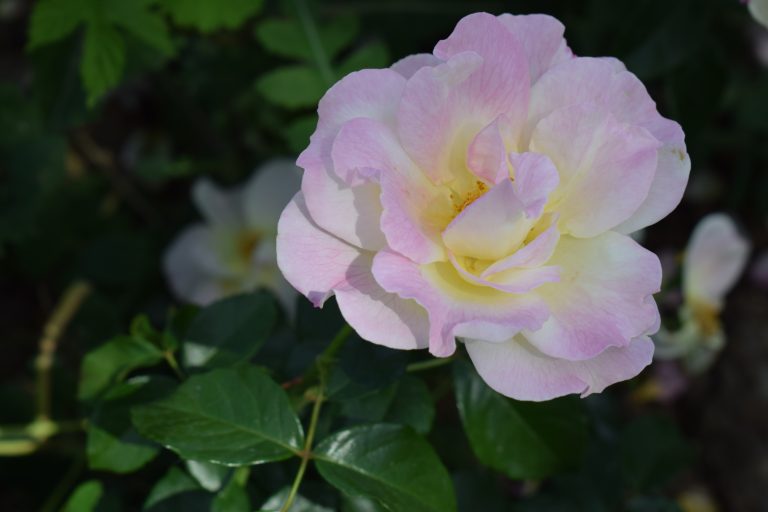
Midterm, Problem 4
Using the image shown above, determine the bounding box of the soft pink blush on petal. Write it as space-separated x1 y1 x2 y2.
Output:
372 250 549 357
529 57 689 233
531 104 660 237
378 170 449 264
334 254 430 350
465 335 654 401
276 192 364 307
300 160 386 251
496 14 572 82
390 53 443 78
448 251 560 293
396 51 483 184
482 221 560 276
466 116 511 183
508 151 559 218
433 12 531 136
330 117 420 186
442 179 529 260
526 232 661 361
298 69 406 172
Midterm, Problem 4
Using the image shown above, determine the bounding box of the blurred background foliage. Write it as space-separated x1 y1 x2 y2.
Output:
1 0 767 510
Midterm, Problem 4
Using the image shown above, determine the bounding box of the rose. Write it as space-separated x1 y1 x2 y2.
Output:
164 160 300 311
276 12 690 400
655 214 750 372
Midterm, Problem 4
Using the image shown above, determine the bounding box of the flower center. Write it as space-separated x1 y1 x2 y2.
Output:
449 180 488 215
237 231 261 263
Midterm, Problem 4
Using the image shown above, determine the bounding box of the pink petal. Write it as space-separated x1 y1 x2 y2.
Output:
465 335 654 401
398 12 531 184
482 220 560 276
301 164 386 250
298 69 406 172
526 232 661 360
330 117 419 186
508 152 560 218
529 57 689 233
378 170 448 264
497 13 572 82
276 192 364 307
396 51 483 184
448 251 560 293
441 179 528 260
390 53 442 78
335 258 430 350
372 250 549 357
530 104 660 237
466 116 510 184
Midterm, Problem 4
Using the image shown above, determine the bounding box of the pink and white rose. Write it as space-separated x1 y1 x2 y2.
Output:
276 12 690 400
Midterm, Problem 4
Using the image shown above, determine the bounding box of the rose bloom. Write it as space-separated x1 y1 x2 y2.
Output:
655 214 749 373
277 13 690 400
165 160 300 311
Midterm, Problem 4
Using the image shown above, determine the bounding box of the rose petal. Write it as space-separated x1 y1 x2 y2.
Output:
683 213 750 309
465 335 654 401
372 250 549 357
276 192 365 307
530 104 660 237
525 232 661 360
497 13 572 81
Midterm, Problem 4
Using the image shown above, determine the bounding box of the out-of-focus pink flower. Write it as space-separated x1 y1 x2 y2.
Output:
164 160 301 311
748 0 768 29
750 250 768 289
655 214 750 372
277 13 690 401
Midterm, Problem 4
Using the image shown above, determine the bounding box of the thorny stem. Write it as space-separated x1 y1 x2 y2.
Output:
280 324 352 511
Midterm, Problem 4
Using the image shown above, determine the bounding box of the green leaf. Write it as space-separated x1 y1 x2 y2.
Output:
87 376 175 473
453 360 587 479
61 480 102 512
182 291 279 368
255 16 359 62
384 377 434 435
620 416 692 492
314 424 456 512
80 20 126 106
341 494 388 512
260 486 334 511
185 460 230 491
339 377 434 435
282 116 317 153
336 42 389 77
104 0 175 56
256 65 327 109
144 466 211 512
160 0 263 33
132 365 303 465
27 0 88 49
78 335 164 401
212 467 251 512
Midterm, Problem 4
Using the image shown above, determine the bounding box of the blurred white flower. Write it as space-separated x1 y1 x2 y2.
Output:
654 214 750 372
164 159 301 312
748 0 768 29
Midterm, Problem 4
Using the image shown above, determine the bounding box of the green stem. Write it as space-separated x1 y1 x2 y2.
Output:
281 324 351 511
322 324 353 361
293 0 335 85
163 350 186 381
406 356 456 373
38 452 84 512
281 379 325 511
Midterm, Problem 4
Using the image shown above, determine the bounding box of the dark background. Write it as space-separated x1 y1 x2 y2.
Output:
1 0 767 510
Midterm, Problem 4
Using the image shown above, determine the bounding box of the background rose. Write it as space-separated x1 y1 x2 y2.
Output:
277 12 690 401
